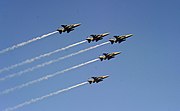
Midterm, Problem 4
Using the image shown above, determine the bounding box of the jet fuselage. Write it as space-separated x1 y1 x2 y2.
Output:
57 23 81 34
86 32 109 43
109 34 133 44
88 75 109 84
99 52 121 61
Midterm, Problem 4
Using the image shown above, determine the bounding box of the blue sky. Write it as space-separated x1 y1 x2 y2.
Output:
0 0 180 111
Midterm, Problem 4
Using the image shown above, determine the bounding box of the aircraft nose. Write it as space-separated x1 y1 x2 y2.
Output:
106 75 109 77
75 23 81 26
105 32 110 35
103 75 109 78
129 34 133 37
115 52 121 55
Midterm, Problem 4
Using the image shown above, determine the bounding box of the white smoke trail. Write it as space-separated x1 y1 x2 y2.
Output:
0 31 58 55
0 58 99 95
0 41 109 81
3 81 88 111
0 40 87 74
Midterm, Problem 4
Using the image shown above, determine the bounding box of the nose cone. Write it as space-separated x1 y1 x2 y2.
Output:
103 32 110 36
103 75 109 79
114 52 121 55
74 23 81 27
127 34 133 37
105 75 109 78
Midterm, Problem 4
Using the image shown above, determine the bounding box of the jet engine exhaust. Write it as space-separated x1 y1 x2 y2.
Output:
0 40 87 74
0 59 99 95
0 31 58 55
3 82 88 111
0 41 109 81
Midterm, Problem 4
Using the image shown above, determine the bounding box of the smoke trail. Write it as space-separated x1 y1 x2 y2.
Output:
3 82 88 111
0 31 58 55
0 41 109 81
0 58 99 95
0 40 87 74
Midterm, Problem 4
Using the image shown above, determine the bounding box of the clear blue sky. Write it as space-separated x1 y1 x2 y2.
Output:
0 0 180 111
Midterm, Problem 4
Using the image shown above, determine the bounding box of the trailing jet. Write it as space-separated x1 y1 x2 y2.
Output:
86 32 109 43
57 23 81 34
88 75 109 84
99 52 121 61
109 34 133 44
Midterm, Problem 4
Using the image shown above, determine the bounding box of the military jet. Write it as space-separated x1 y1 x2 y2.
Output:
109 34 133 44
57 23 81 34
88 75 109 84
99 52 121 61
86 32 109 43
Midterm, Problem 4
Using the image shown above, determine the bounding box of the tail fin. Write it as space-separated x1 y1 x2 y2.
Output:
86 38 91 43
57 29 63 34
88 80 92 84
99 57 104 61
61 25 67 28
103 53 108 56
109 39 115 44
114 36 119 38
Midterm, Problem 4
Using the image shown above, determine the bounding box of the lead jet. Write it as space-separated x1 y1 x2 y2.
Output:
109 34 133 44
86 32 109 43
57 23 81 34
99 52 121 61
88 75 109 84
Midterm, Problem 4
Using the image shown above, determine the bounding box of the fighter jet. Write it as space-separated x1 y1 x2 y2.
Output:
57 23 81 34
109 34 133 44
88 75 109 84
99 52 121 61
86 32 109 43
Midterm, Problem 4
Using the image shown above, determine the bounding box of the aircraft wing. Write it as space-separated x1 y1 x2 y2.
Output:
67 28 74 33
107 56 114 60
96 79 103 83
118 39 124 43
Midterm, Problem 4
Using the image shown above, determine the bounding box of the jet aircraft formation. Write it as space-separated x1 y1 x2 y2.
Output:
56 23 133 84
1 23 133 111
